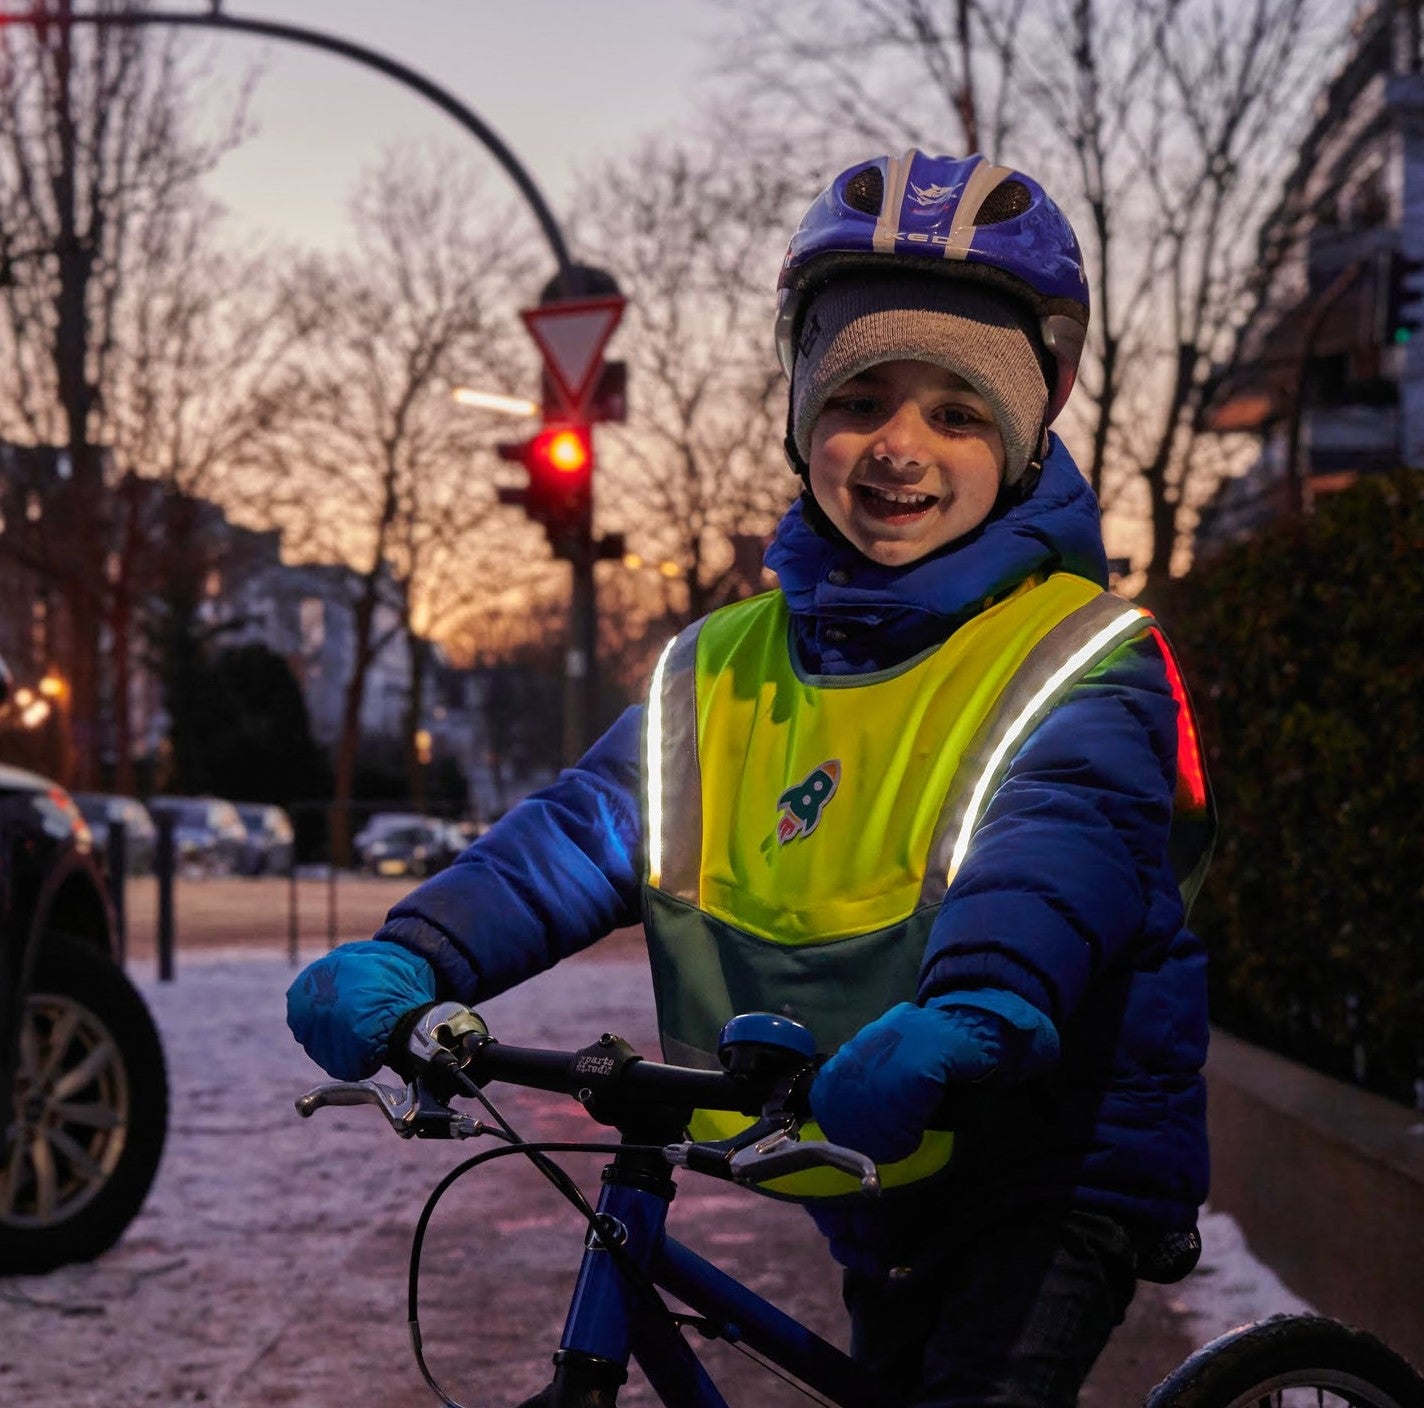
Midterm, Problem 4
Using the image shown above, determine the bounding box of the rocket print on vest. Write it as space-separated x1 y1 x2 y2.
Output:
776 759 841 845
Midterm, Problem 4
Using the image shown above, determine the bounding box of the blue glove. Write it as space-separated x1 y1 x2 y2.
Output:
286 939 438 1080
810 991 1058 1165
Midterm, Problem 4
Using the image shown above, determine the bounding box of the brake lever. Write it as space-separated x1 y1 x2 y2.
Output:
294 1078 486 1140
296 1078 418 1129
728 1129 881 1195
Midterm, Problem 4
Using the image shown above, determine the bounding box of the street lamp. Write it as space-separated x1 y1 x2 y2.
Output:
620 552 683 579
10 687 51 730
451 387 540 418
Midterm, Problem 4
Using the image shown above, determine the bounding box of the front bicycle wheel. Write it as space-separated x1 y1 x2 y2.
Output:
1144 1314 1424 1408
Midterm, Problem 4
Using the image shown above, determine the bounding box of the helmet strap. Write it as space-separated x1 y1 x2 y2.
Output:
783 428 811 487
996 425 1048 509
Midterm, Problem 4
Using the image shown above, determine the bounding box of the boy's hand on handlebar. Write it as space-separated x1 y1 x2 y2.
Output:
809 997 1011 1164
285 939 438 1080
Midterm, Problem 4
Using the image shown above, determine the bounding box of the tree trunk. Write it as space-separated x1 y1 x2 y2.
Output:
329 578 382 868
50 4 105 789
110 578 134 796
403 632 431 811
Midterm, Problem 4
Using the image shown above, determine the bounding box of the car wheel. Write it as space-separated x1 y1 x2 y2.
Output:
0 932 169 1274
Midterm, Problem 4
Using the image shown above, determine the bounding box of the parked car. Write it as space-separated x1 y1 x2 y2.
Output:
146 795 248 875
354 813 461 878
352 810 425 869
0 656 169 1273
71 792 159 875
234 803 296 876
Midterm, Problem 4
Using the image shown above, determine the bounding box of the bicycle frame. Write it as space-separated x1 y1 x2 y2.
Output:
550 1143 877 1408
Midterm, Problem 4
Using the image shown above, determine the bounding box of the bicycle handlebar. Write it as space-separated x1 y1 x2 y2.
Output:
296 1002 882 1193
458 1035 764 1116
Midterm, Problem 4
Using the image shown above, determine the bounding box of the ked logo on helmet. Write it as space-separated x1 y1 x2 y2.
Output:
776 760 842 845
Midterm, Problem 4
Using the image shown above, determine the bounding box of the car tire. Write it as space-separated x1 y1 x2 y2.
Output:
0 932 169 1274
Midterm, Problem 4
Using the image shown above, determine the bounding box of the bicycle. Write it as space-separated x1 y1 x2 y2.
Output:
296 1003 1424 1408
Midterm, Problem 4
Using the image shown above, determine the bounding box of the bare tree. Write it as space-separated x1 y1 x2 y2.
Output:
715 0 1350 585
0 1 254 784
253 148 540 860
573 127 805 625
716 0 1031 160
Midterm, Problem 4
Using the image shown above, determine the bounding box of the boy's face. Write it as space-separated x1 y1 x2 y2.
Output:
807 360 1007 567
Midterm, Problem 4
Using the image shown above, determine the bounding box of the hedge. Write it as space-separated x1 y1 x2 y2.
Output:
1146 468 1424 1108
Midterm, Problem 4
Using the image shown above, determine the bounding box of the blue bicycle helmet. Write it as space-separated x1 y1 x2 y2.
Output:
776 150 1090 425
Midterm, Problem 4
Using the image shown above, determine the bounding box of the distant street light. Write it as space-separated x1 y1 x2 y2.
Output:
620 552 683 579
451 387 540 418
10 688 51 729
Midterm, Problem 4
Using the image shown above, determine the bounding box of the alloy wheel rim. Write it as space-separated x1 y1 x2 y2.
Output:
2 993 130 1227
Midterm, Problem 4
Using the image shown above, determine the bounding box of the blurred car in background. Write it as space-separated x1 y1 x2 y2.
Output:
353 810 424 865
234 803 295 876
354 812 462 878
146 796 248 875
1 653 168 1273
71 792 159 875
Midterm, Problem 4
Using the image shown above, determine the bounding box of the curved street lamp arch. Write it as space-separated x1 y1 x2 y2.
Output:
0 4 575 276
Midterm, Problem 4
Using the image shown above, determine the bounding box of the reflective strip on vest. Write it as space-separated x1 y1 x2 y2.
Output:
645 622 705 900
922 595 1153 901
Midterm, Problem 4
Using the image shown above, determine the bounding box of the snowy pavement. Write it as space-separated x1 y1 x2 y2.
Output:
0 949 1310 1406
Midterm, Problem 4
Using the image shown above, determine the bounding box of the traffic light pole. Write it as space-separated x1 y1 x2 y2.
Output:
564 545 598 769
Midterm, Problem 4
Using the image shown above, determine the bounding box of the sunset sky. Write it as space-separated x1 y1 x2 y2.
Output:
200 2 717 253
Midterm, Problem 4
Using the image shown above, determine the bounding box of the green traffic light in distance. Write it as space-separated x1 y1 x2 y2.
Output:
1395 327 1413 344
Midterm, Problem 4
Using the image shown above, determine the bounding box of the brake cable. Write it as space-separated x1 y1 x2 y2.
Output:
406 1069 683 1407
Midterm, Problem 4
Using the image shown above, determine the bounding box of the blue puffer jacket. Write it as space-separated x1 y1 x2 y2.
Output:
375 436 1209 1275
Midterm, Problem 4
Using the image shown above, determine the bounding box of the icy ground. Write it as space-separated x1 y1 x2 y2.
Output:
0 950 1310 1406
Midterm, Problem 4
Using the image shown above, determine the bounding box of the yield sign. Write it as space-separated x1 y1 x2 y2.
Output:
521 295 626 417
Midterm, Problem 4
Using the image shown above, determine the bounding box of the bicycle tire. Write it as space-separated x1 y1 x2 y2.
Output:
1144 1313 1424 1408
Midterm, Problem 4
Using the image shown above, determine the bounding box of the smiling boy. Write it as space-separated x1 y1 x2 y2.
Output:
810 360 1006 563
289 150 1213 1407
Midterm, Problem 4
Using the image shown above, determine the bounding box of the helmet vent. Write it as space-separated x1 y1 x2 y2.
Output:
843 167 884 216
974 179 1031 225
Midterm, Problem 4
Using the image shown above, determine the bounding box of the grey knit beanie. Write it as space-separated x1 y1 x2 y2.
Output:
790 277 1049 485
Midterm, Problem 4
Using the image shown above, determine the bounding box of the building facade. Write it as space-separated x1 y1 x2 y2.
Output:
1199 0 1424 552
1 444 487 806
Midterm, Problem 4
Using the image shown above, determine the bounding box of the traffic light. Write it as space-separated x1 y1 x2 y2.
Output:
496 423 593 559
1386 250 1424 345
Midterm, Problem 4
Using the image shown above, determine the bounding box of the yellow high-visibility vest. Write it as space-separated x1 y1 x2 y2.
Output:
642 572 1209 1198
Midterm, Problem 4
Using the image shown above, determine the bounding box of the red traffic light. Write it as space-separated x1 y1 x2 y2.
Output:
538 427 591 475
498 426 591 478
495 424 593 559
